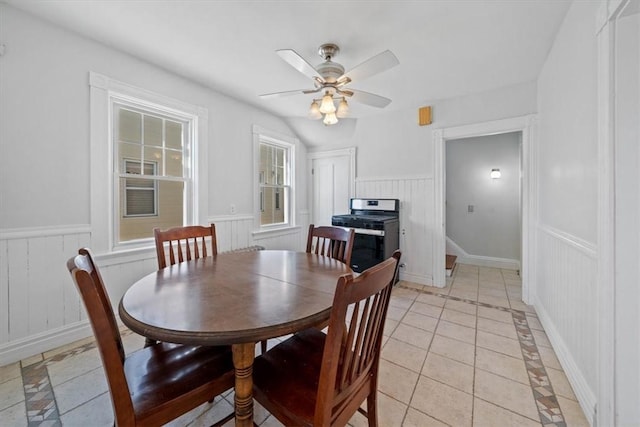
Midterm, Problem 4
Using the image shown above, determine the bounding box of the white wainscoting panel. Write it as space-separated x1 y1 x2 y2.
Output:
210 215 255 252
0 211 308 366
0 226 164 366
0 226 93 365
211 211 309 253
534 224 597 425
356 176 433 285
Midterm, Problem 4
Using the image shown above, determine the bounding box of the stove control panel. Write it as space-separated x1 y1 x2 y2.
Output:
351 198 399 212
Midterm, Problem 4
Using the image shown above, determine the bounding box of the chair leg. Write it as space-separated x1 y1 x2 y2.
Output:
260 339 268 354
366 391 378 427
143 337 157 348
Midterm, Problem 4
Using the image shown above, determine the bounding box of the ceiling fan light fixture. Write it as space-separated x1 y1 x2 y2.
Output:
336 97 349 118
261 43 399 127
308 100 322 119
323 111 338 126
319 92 336 114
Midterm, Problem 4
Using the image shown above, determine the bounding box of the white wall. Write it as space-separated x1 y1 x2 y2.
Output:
0 4 309 364
0 4 305 227
446 132 521 262
536 0 600 423
307 81 536 285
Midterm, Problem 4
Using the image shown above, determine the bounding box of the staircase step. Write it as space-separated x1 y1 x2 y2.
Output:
446 254 457 270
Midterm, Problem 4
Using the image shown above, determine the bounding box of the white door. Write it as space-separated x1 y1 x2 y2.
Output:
309 150 354 226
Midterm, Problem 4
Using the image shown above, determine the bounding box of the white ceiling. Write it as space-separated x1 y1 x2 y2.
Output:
7 0 571 128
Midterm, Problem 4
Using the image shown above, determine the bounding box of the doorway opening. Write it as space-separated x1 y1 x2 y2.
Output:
433 115 536 304
445 131 523 275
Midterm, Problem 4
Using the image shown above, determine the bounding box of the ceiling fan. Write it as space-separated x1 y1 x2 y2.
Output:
260 43 399 124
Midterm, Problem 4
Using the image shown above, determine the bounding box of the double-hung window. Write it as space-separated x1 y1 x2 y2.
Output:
113 102 193 244
90 72 207 254
254 126 296 230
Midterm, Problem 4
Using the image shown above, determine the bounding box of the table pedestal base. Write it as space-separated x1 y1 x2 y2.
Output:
232 343 255 427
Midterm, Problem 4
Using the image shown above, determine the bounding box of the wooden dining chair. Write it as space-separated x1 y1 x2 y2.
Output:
154 224 218 269
252 250 401 427
67 248 235 427
151 224 218 346
306 224 355 266
153 224 269 353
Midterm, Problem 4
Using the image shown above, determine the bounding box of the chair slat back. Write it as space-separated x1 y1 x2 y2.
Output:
306 224 355 265
315 250 401 426
66 248 135 423
154 224 218 269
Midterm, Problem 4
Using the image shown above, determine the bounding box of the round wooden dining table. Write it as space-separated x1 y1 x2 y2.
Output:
118 250 351 426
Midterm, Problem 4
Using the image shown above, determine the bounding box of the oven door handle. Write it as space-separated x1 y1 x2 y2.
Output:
351 228 385 237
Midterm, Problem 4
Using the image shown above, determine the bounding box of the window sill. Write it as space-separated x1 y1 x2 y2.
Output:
94 244 157 267
252 225 301 239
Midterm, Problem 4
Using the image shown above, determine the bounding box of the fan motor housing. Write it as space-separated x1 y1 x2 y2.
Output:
316 43 345 83
316 61 345 83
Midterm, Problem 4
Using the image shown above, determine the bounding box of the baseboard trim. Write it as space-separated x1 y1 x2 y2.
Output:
458 255 520 270
0 321 93 367
534 299 597 426
399 271 433 287
446 237 520 270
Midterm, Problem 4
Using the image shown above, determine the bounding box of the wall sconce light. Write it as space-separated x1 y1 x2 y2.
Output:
490 168 501 179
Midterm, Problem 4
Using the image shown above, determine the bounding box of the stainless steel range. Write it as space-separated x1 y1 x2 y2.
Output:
331 198 400 273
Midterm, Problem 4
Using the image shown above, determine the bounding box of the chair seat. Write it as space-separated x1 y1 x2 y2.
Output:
125 343 235 425
252 329 327 426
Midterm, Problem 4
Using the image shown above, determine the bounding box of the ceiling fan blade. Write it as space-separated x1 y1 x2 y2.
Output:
349 89 392 108
338 50 399 84
259 89 309 98
276 49 323 82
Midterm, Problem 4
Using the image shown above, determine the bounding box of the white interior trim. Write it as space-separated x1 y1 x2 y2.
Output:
535 299 597 426
446 236 520 270
538 224 597 258
208 214 254 223
307 147 356 200
0 225 91 240
433 115 537 300
89 71 209 253
356 174 429 182
0 321 93 367
252 125 299 232
307 147 356 226
595 0 635 424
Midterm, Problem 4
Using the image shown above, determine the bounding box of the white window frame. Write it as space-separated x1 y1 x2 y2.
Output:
252 125 297 233
89 72 208 255
111 100 194 246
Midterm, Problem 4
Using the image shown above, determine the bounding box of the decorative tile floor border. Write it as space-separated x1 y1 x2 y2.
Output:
20 287 566 426
20 331 132 426
21 362 60 426
398 283 567 426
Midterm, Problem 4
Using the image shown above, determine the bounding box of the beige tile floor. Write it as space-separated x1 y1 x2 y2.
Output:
0 264 590 426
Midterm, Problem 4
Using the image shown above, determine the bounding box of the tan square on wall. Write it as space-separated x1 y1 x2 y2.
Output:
419 106 432 126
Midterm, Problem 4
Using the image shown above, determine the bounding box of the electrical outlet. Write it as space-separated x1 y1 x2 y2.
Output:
230 204 236 214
